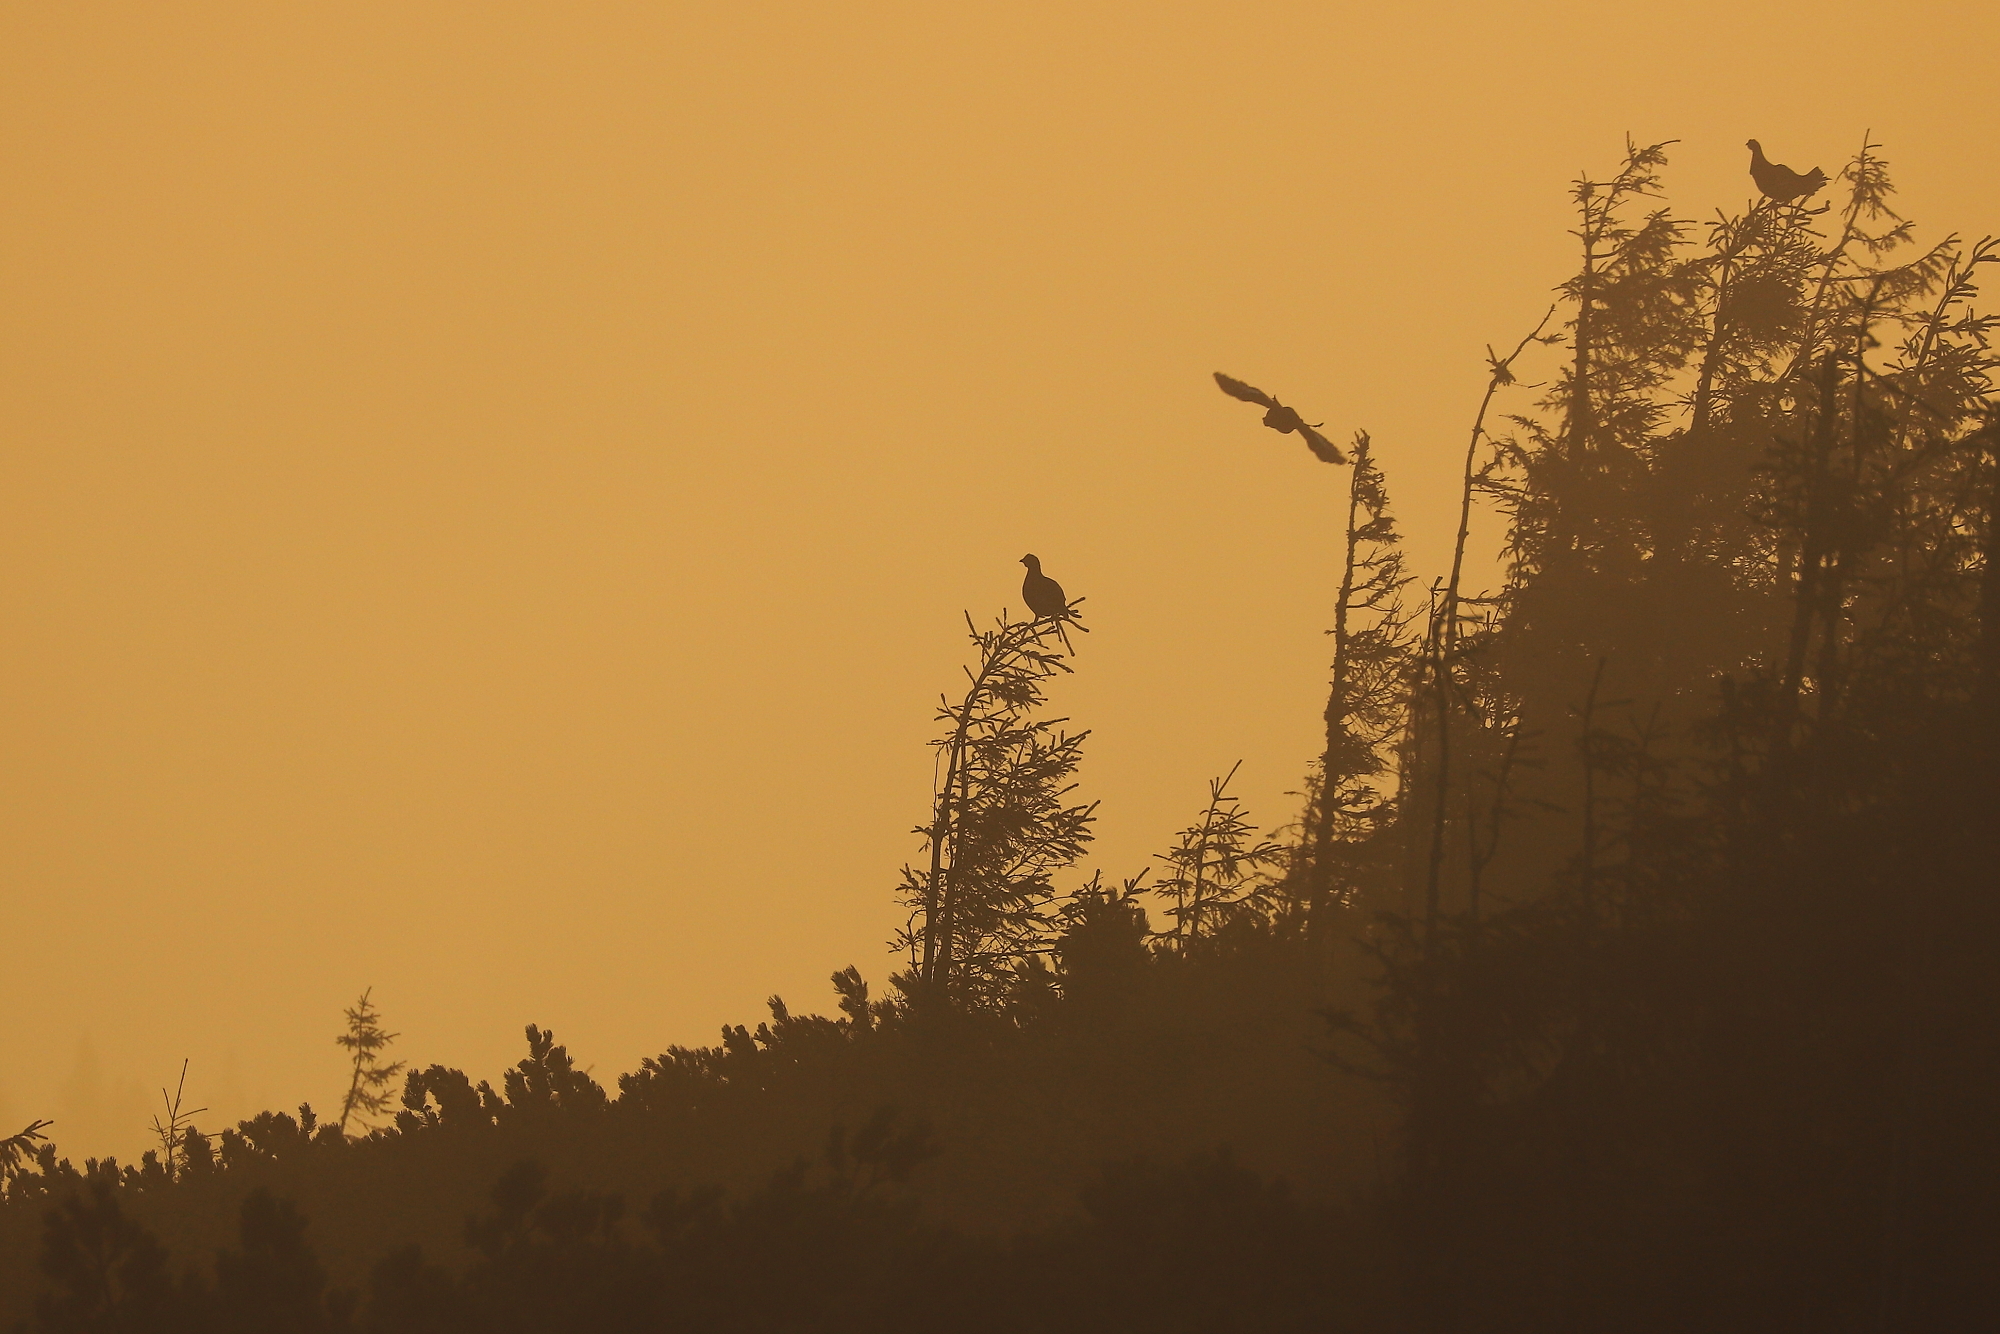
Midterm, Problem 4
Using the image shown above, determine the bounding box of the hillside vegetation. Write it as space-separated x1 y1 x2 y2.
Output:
5 137 1996 1332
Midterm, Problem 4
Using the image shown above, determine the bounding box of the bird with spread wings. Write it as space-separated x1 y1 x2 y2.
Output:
1212 373 1346 463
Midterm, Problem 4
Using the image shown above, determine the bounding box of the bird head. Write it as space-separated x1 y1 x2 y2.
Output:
1746 139 1761 153
1020 554 1040 571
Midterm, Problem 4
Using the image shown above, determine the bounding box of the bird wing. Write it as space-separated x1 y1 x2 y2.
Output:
1298 423 1347 464
1023 573 1068 618
1214 372 1279 408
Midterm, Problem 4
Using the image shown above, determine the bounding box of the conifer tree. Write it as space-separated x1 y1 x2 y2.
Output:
1498 139 1707 707
335 988 406 1136
148 1060 205 1182
1338 138 2000 1325
1288 431 1416 925
1152 762 1281 947
897 602 1096 1009
0 1120 51 1194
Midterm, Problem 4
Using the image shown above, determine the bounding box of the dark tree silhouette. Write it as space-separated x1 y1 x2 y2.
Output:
33 1181 177 1333
896 606 1095 1009
1 1120 52 1184
336 989 406 1137
1150 762 1282 948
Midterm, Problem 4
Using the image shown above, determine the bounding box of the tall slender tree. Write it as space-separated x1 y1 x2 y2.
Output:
1152 762 1282 948
335 989 406 1136
1288 431 1417 927
897 601 1096 1010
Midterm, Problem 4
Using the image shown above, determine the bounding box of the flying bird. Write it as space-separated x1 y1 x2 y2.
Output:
1212 373 1346 463
1746 140 1829 204
1020 554 1068 621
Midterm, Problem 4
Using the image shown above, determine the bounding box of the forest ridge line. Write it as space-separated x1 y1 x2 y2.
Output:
3 133 1996 1332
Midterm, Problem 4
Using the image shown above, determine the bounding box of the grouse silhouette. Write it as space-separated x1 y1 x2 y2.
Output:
1746 139 1829 204
1212 373 1346 463
1020 554 1068 620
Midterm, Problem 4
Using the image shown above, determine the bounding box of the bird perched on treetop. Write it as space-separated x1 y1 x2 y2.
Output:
1020 554 1068 621
1746 140 1829 204
1212 373 1346 463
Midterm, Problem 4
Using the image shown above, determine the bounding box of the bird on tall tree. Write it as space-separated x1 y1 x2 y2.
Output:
1746 139 1829 204
1212 373 1346 463
1020 553 1068 621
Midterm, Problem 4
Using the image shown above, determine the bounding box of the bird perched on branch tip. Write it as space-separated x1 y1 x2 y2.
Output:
1213 372 1346 463
1020 554 1068 621
1746 139 1828 204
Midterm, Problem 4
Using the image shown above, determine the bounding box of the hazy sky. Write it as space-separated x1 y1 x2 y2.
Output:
4 2 1994 1160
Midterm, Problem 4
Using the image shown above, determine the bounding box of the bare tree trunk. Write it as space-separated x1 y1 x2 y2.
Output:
1306 436 1368 918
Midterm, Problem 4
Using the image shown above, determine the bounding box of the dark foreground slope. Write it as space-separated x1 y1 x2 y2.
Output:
0 933 1392 1332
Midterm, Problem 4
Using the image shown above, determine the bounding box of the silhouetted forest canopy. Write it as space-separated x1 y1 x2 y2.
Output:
6 137 1996 1331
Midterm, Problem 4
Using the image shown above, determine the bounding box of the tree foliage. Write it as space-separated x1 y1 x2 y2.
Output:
896 603 1096 1010
337 989 407 1137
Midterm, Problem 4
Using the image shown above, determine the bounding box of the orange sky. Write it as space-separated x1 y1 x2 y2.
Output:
4 2 1995 1160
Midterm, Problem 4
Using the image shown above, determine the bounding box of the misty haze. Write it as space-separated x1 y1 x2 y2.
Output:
3 4 1997 1331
